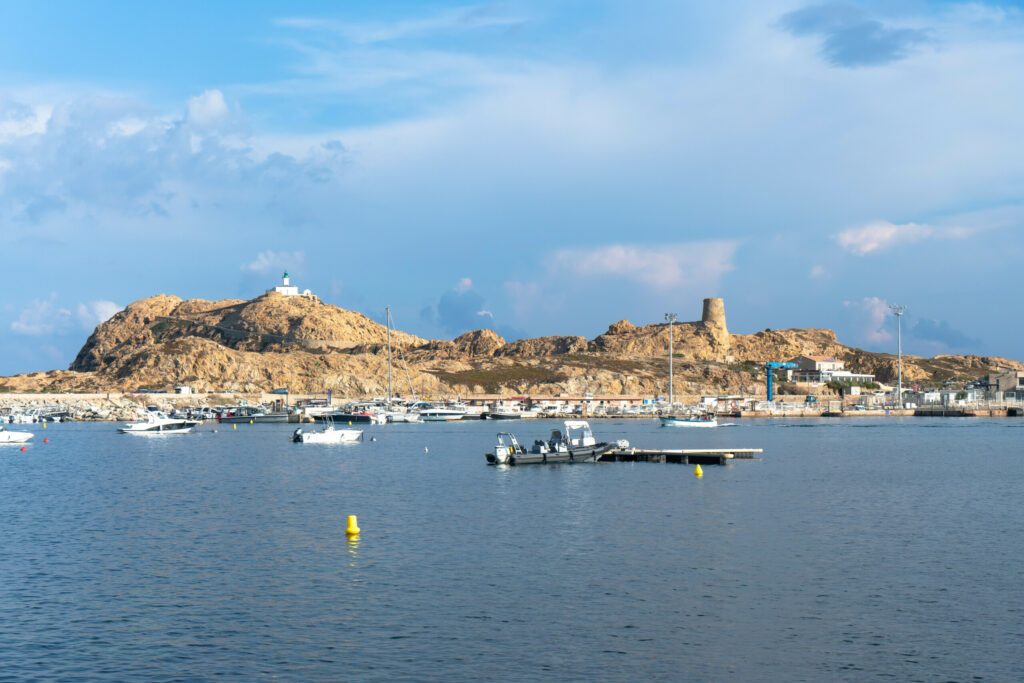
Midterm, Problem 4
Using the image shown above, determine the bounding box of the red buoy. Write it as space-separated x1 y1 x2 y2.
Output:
20 446 27 452
43 438 50 444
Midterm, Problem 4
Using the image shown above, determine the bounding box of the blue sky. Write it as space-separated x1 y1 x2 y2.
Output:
2 1 1024 374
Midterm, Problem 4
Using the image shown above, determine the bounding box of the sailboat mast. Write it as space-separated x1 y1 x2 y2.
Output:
385 306 394 404
665 313 677 408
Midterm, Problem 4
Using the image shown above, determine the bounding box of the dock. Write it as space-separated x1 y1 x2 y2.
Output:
600 448 762 466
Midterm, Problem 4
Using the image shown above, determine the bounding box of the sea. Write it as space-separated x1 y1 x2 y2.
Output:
1 418 1022 682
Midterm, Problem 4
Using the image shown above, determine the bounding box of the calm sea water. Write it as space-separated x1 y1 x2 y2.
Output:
1 418 1022 682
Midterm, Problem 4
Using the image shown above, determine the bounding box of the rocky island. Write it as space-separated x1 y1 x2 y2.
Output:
2 289 1019 401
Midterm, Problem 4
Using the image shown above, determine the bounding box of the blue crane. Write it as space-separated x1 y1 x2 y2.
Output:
764 361 798 401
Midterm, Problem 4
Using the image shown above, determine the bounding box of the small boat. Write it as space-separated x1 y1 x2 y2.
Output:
292 422 363 444
0 425 34 444
217 405 276 423
660 414 719 428
486 420 613 465
330 410 387 425
119 411 199 434
419 402 469 422
386 410 422 423
485 405 523 420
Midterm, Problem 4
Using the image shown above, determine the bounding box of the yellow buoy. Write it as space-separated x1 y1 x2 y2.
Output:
345 515 361 536
249 419 254 425
694 464 703 478
42 421 47 429
232 423 237 430
348 421 352 426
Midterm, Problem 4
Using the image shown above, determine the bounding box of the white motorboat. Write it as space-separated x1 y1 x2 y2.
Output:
0 425 34 444
386 410 422 423
485 405 523 420
119 411 199 435
292 424 363 444
419 402 469 422
660 414 719 428
486 420 613 465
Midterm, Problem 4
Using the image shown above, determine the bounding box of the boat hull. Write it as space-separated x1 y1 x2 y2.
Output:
386 413 422 423
0 431 34 444
660 417 718 428
119 427 194 435
298 429 363 444
488 443 613 465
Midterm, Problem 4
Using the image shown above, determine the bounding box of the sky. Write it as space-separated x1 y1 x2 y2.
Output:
2 0 1024 375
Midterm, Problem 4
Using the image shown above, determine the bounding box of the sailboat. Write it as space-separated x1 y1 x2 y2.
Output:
382 306 423 423
659 313 718 428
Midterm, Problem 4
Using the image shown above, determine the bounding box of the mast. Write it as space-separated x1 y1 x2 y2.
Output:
665 313 677 408
385 306 394 404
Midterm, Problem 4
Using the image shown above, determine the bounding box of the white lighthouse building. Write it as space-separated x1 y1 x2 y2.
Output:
268 271 300 297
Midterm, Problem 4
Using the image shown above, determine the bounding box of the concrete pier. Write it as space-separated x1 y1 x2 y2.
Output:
600 448 762 466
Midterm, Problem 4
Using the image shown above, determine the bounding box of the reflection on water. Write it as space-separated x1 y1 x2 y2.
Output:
1 418 1023 681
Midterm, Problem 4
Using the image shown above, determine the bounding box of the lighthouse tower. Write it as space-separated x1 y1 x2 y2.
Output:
269 271 300 297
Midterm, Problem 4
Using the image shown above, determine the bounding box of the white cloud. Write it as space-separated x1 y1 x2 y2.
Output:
10 295 71 336
76 300 121 329
844 296 893 344
241 250 306 275
809 264 828 279
277 5 527 45
186 89 230 127
0 102 51 142
836 220 972 255
455 277 473 293
550 241 739 290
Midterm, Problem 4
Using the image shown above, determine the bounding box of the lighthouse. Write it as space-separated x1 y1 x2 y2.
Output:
268 271 300 297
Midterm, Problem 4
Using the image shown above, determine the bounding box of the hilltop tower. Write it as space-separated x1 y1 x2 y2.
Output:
701 297 728 335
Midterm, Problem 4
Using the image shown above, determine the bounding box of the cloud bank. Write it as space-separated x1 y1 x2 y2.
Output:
780 2 931 67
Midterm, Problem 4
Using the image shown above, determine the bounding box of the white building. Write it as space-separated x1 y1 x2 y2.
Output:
789 355 875 385
268 271 300 296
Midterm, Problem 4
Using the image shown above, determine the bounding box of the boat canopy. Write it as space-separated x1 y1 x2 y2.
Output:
563 420 591 430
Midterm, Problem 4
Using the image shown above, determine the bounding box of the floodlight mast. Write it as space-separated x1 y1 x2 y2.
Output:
665 313 677 408
889 304 907 406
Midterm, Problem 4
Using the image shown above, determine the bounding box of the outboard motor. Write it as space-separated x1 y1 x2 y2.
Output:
292 427 303 443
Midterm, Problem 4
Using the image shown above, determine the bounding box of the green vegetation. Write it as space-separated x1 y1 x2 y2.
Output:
559 354 650 374
728 360 760 378
432 364 567 392
827 379 880 391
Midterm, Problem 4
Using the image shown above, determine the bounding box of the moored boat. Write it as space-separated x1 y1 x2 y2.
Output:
0 425 34 444
486 420 613 465
292 424 363 444
419 402 469 422
119 411 199 435
660 414 719 428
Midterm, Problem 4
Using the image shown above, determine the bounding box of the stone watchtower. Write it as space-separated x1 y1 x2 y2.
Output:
700 297 730 349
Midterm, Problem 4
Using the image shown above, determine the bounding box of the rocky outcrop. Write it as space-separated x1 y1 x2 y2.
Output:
4 292 1017 398
497 335 589 357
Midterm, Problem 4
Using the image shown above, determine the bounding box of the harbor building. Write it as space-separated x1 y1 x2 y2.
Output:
789 355 875 385
983 369 1024 399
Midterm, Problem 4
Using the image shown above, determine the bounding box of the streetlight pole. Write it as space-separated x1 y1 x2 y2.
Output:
665 313 677 409
889 304 906 407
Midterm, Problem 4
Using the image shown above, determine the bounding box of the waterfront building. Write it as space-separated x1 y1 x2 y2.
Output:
983 369 1024 399
788 355 876 385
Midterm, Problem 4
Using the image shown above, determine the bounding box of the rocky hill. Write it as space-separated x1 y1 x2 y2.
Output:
2 294 1020 398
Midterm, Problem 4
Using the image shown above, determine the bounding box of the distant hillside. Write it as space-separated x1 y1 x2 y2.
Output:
2 293 1020 397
